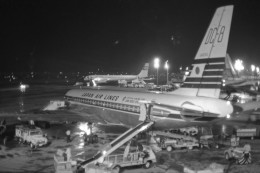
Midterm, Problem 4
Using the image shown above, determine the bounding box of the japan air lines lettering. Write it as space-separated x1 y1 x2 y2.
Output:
82 92 119 102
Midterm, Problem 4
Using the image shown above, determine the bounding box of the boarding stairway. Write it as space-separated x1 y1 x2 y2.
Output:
79 120 154 168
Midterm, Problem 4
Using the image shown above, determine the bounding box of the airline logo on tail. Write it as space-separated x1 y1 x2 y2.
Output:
177 5 233 98
138 63 149 78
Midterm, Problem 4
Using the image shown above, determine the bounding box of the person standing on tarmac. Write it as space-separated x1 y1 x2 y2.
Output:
66 130 71 143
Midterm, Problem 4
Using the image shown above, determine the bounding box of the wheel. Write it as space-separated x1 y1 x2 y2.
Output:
113 165 121 173
166 146 173 152
225 153 230 160
144 161 152 169
200 144 204 149
30 143 35 149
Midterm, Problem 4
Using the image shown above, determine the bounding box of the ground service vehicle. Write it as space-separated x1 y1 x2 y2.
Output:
164 139 199 151
54 148 78 173
236 128 257 140
152 131 199 151
15 125 48 148
101 145 156 173
224 144 251 165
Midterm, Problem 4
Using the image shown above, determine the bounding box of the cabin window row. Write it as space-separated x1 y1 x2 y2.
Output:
64 96 140 113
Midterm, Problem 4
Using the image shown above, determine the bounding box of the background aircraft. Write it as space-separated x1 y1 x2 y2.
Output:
84 63 149 87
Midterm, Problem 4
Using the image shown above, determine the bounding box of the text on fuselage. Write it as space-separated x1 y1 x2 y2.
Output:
82 92 119 102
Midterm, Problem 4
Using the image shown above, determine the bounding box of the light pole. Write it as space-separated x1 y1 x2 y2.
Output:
251 64 256 79
164 60 169 84
154 57 160 85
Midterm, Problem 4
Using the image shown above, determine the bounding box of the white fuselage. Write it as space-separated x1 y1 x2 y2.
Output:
88 75 138 84
65 88 233 129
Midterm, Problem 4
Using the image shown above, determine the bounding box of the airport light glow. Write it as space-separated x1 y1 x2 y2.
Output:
164 60 169 69
164 60 169 84
234 59 244 72
154 57 160 85
154 58 160 69
78 122 91 135
251 64 256 72
226 114 231 119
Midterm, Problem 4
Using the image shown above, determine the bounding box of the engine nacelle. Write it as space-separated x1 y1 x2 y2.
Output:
180 101 204 121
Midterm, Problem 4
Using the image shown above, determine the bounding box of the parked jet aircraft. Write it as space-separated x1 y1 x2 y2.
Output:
84 63 149 86
65 5 250 130
219 54 260 103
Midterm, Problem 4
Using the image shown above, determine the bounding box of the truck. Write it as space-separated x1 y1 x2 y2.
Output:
236 128 257 140
163 138 199 151
97 145 156 173
151 131 199 151
15 125 48 148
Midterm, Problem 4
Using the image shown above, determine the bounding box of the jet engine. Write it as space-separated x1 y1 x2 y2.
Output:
180 101 204 121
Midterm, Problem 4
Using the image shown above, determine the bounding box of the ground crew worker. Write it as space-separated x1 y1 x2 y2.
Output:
66 130 71 143
137 143 143 151
83 132 88 145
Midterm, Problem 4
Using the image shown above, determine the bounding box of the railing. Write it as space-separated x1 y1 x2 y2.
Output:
104 152 142 165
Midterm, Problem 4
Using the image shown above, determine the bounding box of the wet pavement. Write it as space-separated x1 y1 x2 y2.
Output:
1 84 260 173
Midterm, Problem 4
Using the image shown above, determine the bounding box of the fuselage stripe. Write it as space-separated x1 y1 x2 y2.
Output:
181 83 222 88
185 77 222 83
193 57 225 64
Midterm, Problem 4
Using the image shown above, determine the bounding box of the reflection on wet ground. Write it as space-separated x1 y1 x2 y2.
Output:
1 84 260 173
0 84 130 172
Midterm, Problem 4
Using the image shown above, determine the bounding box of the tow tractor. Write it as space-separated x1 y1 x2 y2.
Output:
75 101 156 173
15 125 48 148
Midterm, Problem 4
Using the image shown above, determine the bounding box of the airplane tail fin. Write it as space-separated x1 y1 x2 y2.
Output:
137 63 149 78
174 5 234 98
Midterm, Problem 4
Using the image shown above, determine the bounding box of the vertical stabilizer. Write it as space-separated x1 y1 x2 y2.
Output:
138 63 149 78
174 5 233 98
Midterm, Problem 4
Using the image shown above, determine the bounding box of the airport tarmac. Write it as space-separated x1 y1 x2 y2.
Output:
1 84 260 173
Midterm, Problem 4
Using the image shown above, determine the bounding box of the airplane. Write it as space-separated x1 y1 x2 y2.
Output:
218 54 260 103
64 5 258 130
84 63 149 87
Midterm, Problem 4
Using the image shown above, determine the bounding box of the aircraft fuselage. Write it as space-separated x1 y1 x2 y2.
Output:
65 88 233 129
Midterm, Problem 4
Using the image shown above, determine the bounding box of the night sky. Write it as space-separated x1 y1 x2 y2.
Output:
1 0 260 74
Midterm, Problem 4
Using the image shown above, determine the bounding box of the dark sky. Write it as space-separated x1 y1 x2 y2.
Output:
1 0 260 74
